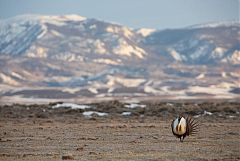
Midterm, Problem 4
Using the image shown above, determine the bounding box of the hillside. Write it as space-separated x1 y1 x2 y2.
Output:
0 15 239 103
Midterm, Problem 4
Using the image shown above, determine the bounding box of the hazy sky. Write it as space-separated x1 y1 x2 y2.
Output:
0 0 239 29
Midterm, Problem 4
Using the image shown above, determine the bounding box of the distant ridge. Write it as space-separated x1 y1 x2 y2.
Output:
0 14 239 101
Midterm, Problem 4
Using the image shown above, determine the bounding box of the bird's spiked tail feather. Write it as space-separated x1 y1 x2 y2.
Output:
186 117 199 136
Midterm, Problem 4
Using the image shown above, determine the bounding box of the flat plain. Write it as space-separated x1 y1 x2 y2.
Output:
0 101 239 161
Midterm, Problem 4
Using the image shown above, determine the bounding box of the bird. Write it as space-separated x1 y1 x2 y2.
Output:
171 116 199 142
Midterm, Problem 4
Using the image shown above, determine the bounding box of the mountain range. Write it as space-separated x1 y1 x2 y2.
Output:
0 14 239 103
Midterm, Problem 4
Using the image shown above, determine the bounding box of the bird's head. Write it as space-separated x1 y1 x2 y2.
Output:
173 117 187 135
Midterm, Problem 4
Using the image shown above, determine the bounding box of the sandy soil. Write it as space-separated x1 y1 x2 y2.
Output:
0 101 239 161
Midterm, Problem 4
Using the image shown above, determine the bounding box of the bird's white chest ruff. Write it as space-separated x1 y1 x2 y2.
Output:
173 117 187 135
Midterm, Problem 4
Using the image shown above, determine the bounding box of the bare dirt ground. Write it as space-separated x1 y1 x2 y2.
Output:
0 101 239 161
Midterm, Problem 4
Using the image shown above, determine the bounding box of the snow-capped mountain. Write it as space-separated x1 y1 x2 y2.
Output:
0 15 239 102
0 14 147 60
1 15 239 64
143 22 240 64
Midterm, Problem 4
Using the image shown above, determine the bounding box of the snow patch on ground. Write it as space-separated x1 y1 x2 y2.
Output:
194 110 213 118
203 110 213 116
121 112 132 116
124 103 146 109
52 103 92 109
83 111 108 117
